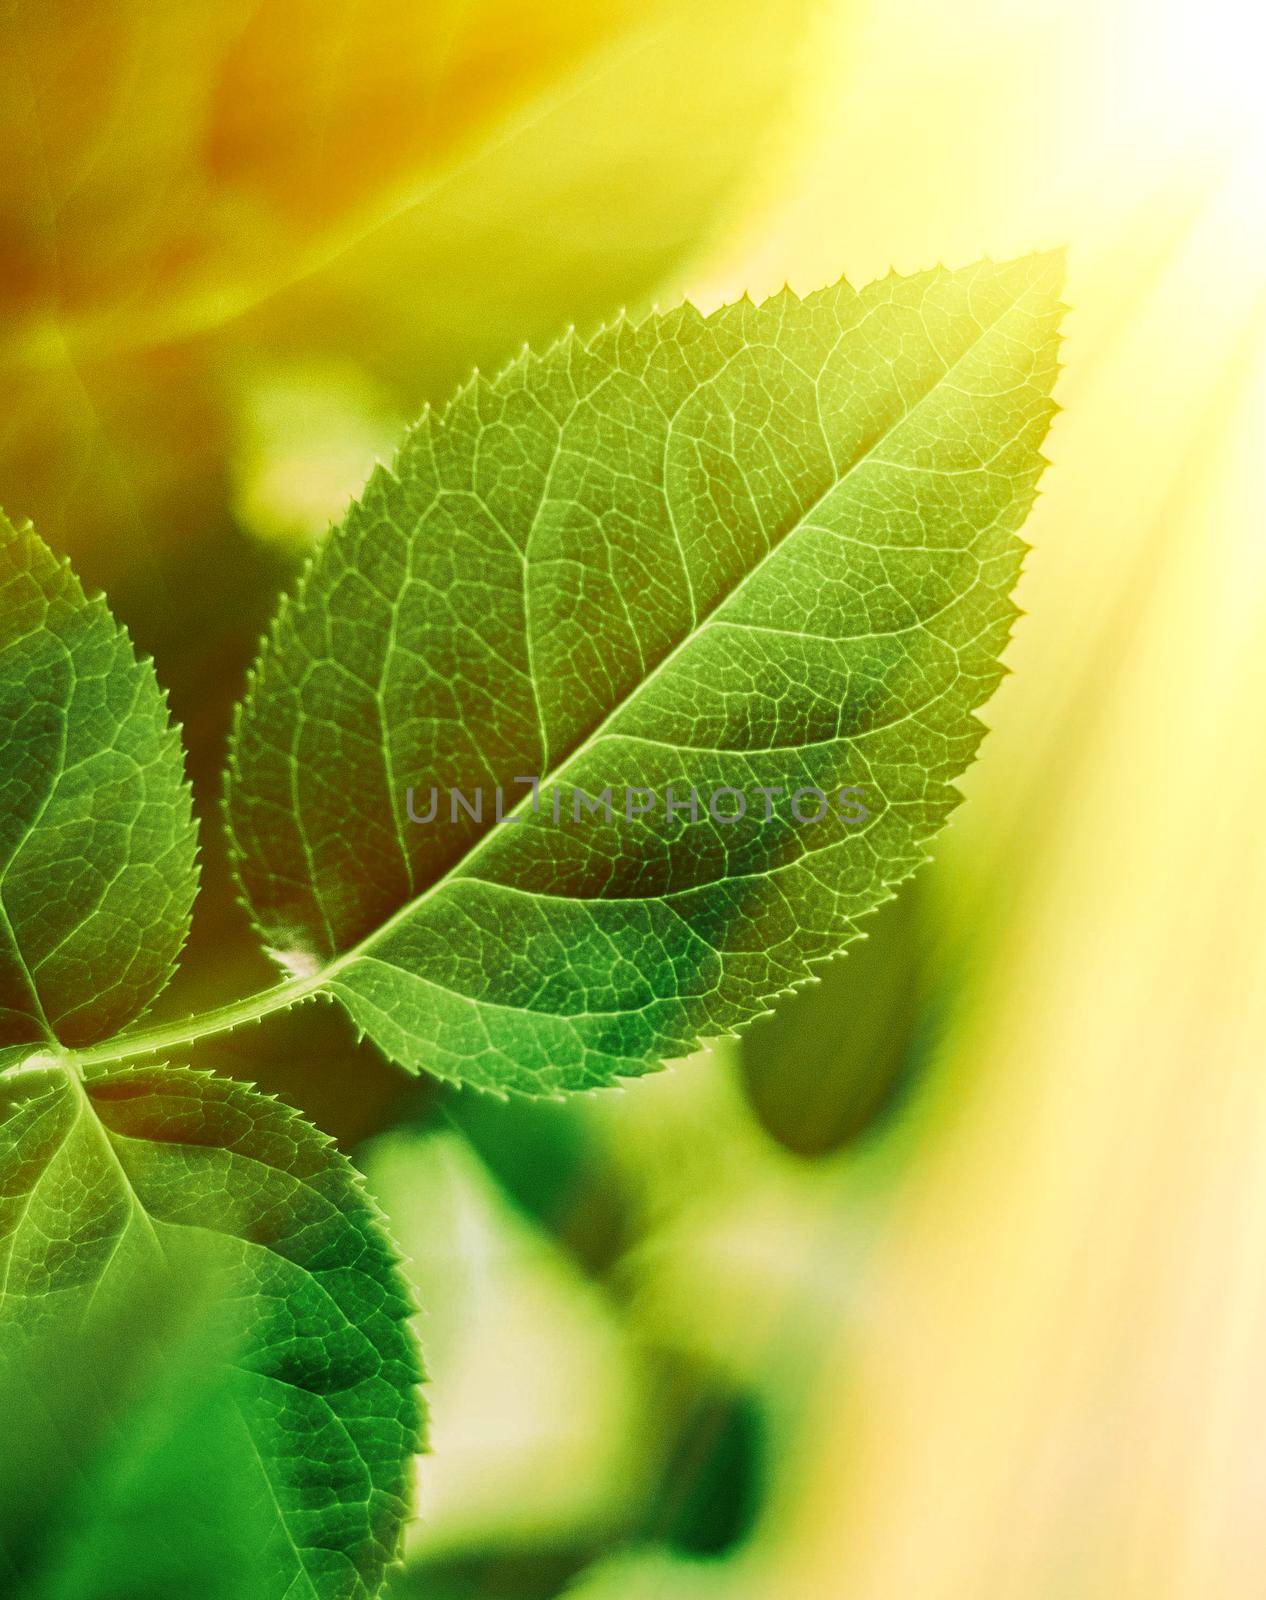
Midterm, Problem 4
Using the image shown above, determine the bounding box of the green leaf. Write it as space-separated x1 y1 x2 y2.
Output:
227 256 1064 1095
0 1064 423 1599
737 879 930 1157
0 1221 282 1600
0 514 198 1058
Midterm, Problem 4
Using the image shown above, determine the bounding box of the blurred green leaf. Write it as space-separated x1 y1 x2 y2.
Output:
634 1350 764 1558
434 1090 632 1275
558 1547 730 1600
367 1129 641 1555
387 1547 596 1600
0 1065 423 1599
228 358 406 551
737 883 932 1156
372 1131 764 1596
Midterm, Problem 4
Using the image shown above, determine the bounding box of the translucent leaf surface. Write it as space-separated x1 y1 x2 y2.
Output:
0 1064 423 1599
0 514 198 1057
228 257 1064 1094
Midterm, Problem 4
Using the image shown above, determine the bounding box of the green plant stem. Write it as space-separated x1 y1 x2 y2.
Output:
2 971 330 1080
1 862 498 1080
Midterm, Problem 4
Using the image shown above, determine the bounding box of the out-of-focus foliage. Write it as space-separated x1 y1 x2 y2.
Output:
368 1121 769 1598
558 1550 729 1600
228 358 407 552
368 1129 645 1554
434 1089 634 1276
737 882 931 1156
0 0 814 572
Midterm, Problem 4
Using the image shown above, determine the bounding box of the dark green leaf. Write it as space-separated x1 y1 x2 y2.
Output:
737 881 931 1156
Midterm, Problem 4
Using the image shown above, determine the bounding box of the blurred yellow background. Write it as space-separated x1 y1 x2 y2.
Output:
2 0 1264 1596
